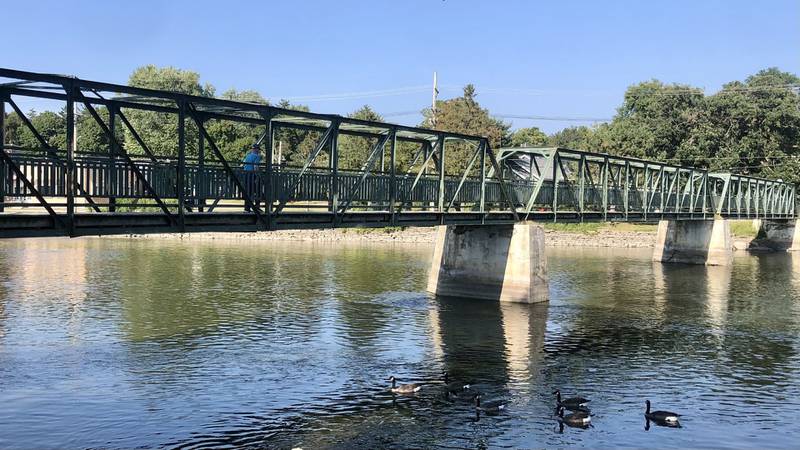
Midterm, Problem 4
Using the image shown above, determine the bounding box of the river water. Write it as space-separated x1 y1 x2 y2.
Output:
0 238 799 449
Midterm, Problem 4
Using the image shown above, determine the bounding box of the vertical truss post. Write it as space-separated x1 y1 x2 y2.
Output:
601 156 609 221
578 154 585 220
0 94 4 213
389 127 397 225
701 173 708 218
716 175 731 217
479 140 487 218
108 105 117 212
736 177 742 217
177 101 186 232
552 152 559 221
263 111 274 229
379 141 385 174
65 82 76 235
659 168 666 217
197 118 205 212
329 119 340 217
436 135 445 220
745 181 751 217
642 163 649 222
623 161 630 220
689 171 696 219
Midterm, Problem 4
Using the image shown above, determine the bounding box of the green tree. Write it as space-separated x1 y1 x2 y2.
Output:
679 68 800 181
123 65 214 158
338 105 384 170
510 126 548 147
24 110 66 149
273 100 323 167
547 125 595 149
600 80 704 160
205 88 269 163
421 84 510 173
3 111 27 147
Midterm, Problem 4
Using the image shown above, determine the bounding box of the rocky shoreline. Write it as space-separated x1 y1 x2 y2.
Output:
112 224 775 251
117 226 660 248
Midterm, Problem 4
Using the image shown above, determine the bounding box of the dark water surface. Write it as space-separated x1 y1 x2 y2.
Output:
1 238 799 449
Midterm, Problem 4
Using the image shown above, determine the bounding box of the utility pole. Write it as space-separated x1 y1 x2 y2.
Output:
431 71 439 128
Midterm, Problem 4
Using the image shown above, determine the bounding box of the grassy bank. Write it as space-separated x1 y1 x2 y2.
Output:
542 222 657 234
729 220 761 238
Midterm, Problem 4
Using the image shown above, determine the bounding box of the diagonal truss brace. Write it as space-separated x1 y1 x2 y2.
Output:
7 97 101 212
0 146 66 228
337 133 391 217
274 124 335 215
81 100 176 223
187 106 267 227
446 141 483 212
395 140 440 214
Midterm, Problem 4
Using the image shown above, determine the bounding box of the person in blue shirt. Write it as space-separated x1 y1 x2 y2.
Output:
242 144 262 211
242 143 262 171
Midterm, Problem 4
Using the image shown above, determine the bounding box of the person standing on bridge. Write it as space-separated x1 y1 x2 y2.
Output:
242 143 262 212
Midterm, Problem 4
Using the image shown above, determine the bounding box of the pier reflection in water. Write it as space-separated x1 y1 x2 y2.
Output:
0 240 799 448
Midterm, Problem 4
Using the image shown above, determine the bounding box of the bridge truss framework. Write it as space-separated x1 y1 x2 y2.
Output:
0 68 795 238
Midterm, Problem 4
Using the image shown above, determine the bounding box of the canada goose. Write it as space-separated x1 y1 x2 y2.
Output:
557 406 592 428
644 400 680 425
554 390 590 410
388 376 422 394
475 394 506 413
442 372 471 394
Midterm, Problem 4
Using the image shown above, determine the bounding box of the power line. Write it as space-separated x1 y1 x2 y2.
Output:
441 83 800 97
492 113 612 122
273 85 429 102
266 81 799 104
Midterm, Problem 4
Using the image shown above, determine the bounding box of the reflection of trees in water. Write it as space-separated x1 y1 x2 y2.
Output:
328 245 429 351
0 244 8 340
117 241 331 343
549 252 798 389
715 253 799 384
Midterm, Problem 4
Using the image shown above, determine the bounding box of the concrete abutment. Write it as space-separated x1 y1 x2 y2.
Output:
427 222 548 304
754 219 800 251
652 219 733 266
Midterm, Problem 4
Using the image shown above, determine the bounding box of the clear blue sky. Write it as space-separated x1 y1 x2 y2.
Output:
4 0 798 133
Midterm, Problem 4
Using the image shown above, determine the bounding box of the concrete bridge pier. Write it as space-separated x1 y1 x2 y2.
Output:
754 219 800 251
652 219 733 266
427 222 548 304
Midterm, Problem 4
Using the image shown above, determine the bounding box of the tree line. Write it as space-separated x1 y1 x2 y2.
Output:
3 66 799 182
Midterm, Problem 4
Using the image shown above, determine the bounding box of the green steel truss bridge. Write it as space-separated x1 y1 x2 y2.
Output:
0 68 795 238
